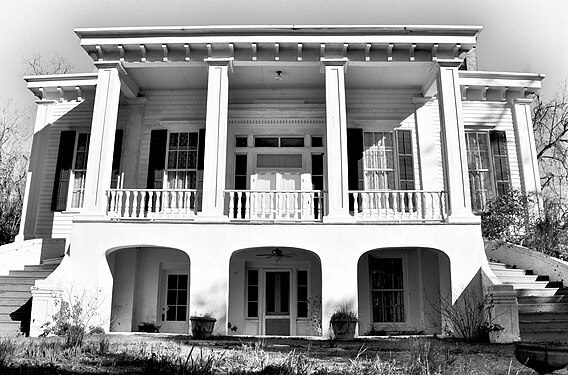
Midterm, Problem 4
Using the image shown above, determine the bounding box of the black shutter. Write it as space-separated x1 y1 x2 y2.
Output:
147 129 167 189
197 128 205 171
51 131 76 211
396 130 415 190
347 128 364 211
111 129 123 188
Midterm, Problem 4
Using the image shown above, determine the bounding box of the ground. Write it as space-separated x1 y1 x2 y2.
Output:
1 334 567 374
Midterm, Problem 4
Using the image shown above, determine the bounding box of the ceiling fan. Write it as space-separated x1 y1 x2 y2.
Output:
256 248 296 260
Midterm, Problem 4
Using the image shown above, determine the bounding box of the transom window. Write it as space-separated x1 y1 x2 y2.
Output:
363 130 414 190
254 136 305 148
370 257 405 323
466 131 510 211
166 132 198 189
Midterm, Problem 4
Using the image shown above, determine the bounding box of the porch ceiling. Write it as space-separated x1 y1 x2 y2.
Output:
124 62 434 91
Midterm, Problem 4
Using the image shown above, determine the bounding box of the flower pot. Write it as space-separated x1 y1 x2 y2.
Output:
190 316 216 338
330 319 357 340
514 342 568 375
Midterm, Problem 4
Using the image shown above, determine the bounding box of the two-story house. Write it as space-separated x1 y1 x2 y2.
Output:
12 25 543 339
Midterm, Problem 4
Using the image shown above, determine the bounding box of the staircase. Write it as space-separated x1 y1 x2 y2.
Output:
489 261 568 341
0 260 60 336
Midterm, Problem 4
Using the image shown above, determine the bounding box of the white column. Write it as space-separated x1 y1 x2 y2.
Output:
198 58 232 221
123 98 147 189
82 67 122 215
511 98 541 196
322 59 353 222
17 100 55 241
436 61 478 223
413 97 439 191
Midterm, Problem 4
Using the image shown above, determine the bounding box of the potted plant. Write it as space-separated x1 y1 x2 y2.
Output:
190 313 216 338
329 303 358 340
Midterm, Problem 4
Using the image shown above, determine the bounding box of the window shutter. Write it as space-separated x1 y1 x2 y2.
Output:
490 131 510 195
111 129 123 188
197 128 206 171
51 130 76 211
396 130 415 190
347 128 364 211
147 129 167 189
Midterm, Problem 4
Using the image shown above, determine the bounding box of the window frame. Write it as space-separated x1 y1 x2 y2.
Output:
360 127 416 191
369 255 408 324
465 130 510 211
164 130 200 190
66 132 90 210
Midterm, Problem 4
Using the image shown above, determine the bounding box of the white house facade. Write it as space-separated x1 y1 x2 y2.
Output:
10 25 544 340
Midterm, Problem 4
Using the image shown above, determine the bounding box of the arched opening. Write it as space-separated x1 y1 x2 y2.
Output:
106 246 190 334
357 247 451 336
228 247 322 336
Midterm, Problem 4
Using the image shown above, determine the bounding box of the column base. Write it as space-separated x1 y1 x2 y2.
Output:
323 213 356 224
76 211 109 221
195 214 230 223
445 214 481 224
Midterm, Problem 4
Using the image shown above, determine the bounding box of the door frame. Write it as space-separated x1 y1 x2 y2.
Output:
157 263 190 333
262 268 293 336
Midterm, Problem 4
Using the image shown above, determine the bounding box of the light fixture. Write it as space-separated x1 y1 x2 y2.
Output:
274 70 284 81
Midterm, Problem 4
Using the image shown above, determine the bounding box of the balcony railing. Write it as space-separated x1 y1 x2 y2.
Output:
225 190 325 222
107 189 198 219
349 190 447 221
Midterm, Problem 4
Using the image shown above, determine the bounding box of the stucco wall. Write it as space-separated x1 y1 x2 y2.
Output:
62 220 484 336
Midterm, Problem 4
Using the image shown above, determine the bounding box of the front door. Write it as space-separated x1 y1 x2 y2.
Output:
159 271 189 333
264 271 291 335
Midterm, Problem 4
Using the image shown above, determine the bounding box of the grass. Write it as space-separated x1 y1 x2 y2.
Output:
0 334 565 374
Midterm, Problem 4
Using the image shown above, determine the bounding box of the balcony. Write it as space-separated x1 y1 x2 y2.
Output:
106 188 447 223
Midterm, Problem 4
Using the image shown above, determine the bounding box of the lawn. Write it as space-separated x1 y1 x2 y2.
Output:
0 334 566 374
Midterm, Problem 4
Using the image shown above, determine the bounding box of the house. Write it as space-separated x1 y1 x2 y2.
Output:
6 25 546 340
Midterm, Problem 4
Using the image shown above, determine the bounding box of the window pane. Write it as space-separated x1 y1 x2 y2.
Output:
257 154 302 168
298 301 308 318
169 133 179 149
248 302 258 318
188 151 197 169
311 136 323 147
255 137 278 147
235 154 248 175
236 136 248 147
311 154 323 175
280 137 305 147
168 152 177 169
177 306 186 321
188 132 198 149
179 133 188 149
298 270 308 285
178 151 187 169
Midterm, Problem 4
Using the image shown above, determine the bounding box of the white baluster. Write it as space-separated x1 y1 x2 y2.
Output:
228 191 235 219
245 192 251 219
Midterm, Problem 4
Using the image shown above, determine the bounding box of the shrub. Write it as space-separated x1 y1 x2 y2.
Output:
137 322 161 333
330 302 357 322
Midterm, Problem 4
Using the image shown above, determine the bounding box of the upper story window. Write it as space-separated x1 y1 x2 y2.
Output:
166 132 199 189
362 130 414 190
69 133 90 209
466 130 510 211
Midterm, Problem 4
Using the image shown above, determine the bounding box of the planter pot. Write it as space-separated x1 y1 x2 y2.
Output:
330 319 357 340
190 316 216 338
514 342 568 375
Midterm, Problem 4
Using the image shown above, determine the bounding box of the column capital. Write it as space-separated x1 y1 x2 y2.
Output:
34 99 57 105
94 61 139 98
125 97 148 106
437 59 463 68
204 57 234 72
510 98 534 105
320 58 348 73
412 96 433 105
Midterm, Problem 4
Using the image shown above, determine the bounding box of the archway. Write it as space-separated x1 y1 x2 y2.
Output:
106 246 190 333
228 247 322 336
357 247 451 336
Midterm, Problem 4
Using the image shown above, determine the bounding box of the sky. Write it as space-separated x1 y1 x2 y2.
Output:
1 0 567 112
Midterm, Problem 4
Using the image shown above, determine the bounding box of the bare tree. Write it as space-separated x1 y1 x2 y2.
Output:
0 99 29 245
0 53 74 245
533 86 568 201
23 52 74 76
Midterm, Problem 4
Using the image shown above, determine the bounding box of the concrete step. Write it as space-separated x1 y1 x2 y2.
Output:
0 290 32 298
518 295 568 304
520 331 568 341
0 277 39 285
0 283 34 292
520 312 568 321
0 305 23 315
22 264 58 272
488 261 512 269
497 275 540 284
516 288 568 297
519 303 568 314
492 268 532 276
0 297 30 305
8 270 53 278
509 281 552 290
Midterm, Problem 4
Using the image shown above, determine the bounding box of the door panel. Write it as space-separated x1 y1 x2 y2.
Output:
265 271 291 336
159 271 189 333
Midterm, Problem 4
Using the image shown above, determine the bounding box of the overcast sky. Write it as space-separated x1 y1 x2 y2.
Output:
1 0 566 110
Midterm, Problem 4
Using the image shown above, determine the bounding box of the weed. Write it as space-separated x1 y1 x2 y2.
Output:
138 321 161 333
